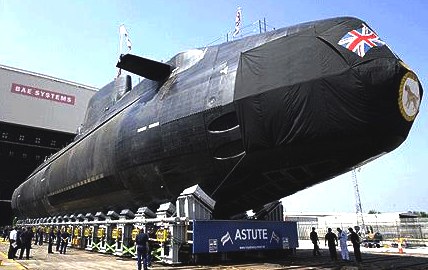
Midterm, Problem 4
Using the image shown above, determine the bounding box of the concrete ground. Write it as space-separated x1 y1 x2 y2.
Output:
0 239 136 270
1 239 428 269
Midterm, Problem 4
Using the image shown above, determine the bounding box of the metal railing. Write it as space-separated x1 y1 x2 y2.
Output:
296 219 428 242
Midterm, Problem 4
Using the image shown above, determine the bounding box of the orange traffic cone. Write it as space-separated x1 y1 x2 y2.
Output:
398 242 404 254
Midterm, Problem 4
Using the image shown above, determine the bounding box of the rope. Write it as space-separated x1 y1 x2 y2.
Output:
211 152 246 197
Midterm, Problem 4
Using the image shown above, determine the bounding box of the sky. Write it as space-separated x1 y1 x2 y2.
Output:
0 0 426 214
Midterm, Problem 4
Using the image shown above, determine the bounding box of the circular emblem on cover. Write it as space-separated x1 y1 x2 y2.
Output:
399 72 420 121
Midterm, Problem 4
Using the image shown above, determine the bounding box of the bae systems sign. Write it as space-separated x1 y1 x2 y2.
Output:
192 220 298 253
11 83 76 105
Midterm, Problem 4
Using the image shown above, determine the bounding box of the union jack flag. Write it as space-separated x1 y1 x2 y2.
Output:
338 24 385 57
233 7 242 37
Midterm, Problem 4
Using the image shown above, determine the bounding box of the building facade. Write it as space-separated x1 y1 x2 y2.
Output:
0 64 97 225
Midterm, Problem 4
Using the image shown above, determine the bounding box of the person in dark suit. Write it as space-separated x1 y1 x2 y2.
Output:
324 228 338 261
135 228 149 270
48 226 55 253
60 227 70 254
18 227 33 259
55 227 61 252
349 227 362 262
310 227 321 256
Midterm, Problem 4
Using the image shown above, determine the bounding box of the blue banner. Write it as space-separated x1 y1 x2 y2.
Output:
192 220 298 254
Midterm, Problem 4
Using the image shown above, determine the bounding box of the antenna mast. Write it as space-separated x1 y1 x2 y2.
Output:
353 168 366 234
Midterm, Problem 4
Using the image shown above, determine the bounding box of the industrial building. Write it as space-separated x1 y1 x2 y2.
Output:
0 64 97 224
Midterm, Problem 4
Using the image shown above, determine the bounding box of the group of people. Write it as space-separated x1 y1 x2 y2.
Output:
7 225 151 270
7 226 71 259
310 226 362 263
7 227 33 260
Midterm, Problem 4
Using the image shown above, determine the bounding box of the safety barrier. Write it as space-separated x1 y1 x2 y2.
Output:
16 184 293 265
18 210 190 264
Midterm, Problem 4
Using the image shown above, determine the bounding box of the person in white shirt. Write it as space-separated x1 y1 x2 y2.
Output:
337 228 350 261
8 227 18 259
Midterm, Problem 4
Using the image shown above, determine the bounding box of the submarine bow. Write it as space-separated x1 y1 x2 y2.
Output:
12 17 422 219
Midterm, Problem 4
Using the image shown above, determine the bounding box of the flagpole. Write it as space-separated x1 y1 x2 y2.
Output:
119 24 123 56
118 24 124 78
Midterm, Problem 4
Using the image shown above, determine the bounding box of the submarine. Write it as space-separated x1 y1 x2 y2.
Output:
12 17 422 219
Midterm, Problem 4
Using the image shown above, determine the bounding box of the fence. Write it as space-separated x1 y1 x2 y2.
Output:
295 217 428 242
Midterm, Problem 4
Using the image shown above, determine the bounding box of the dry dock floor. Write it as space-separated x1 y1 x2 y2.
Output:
1 240 428 269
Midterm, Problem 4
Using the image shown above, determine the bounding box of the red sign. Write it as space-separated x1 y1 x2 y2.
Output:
11 83 76 105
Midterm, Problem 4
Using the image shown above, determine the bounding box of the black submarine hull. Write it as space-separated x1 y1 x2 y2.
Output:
12 17 422 218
